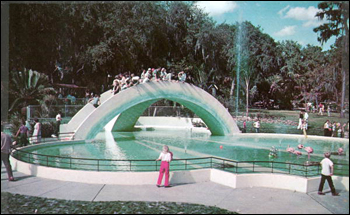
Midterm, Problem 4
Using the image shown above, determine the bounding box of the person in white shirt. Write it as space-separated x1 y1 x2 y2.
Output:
318 152 339 196
324 120 331 136
143 68 152 83
156 145 173 188
32 118 41 144
52 112 62 138
297 111 303 130
303 111 309 130
253 120 260 133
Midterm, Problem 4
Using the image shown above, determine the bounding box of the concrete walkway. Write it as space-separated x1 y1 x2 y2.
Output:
1 167 349 214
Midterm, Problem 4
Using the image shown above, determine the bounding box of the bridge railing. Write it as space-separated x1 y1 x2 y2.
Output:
141 106 196 118
27 105 198 122
11 149 349 178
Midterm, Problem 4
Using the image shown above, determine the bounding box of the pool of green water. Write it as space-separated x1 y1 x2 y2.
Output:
19 130 349 175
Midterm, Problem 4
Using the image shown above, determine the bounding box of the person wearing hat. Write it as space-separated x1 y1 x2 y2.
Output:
318 152 339 196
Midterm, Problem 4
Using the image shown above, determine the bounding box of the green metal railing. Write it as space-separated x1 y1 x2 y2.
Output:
11 149 349 178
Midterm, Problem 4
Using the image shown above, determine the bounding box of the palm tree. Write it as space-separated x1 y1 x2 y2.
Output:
9 69 55 114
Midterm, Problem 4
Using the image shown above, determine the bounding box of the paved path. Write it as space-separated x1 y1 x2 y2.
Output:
1 167 349 214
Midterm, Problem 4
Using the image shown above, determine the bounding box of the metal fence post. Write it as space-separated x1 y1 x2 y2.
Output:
97 160 100 172
271 162 274 173
305 165 308 178
289 164 291 174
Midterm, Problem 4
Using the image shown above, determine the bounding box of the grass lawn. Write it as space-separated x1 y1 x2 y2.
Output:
235 109 349 136
1 192 237 214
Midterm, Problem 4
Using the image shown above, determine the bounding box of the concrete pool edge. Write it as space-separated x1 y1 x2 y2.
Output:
234 133 350 142
10 157 349 194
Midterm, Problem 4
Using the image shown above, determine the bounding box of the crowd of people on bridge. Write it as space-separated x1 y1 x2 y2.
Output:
111 68 187 95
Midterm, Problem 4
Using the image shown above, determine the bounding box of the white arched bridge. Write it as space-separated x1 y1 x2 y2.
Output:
63 82 240 140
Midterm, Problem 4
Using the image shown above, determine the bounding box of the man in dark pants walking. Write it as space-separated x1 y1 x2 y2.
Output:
1 124 15 181
318 152 339 196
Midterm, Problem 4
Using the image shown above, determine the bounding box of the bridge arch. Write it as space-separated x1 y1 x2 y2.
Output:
74 82 240 140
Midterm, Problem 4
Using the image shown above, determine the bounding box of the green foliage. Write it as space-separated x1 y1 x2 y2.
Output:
40 122 55 138
8 112 24 137
40 95 59 119
9 69 55 114
8 2 347 112
313 1 349 117
313 2 348 44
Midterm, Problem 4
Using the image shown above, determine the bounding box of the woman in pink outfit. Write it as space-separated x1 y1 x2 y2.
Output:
156 145 173 188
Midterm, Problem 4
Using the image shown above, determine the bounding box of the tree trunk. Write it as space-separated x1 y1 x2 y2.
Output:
340 68 346 118
340 34 349 118
245 79 250 118
340 2 349 118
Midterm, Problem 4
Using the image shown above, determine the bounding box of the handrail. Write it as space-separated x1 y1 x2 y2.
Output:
11 149 349 178
28 132 75 144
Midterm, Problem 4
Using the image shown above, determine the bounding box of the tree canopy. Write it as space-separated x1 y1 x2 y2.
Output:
8 2 348 112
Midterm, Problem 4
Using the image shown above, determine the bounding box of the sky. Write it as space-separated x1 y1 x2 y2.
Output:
195 1 336 51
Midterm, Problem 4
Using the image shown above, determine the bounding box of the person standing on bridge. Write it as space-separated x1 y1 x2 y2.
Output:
112 79 121 95
156 145 173 188
143 68 152 83
90 94 101 108
178 71 187 83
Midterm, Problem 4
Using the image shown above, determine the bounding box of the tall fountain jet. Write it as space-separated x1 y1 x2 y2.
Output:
235 12 244 118
236 23 242 117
